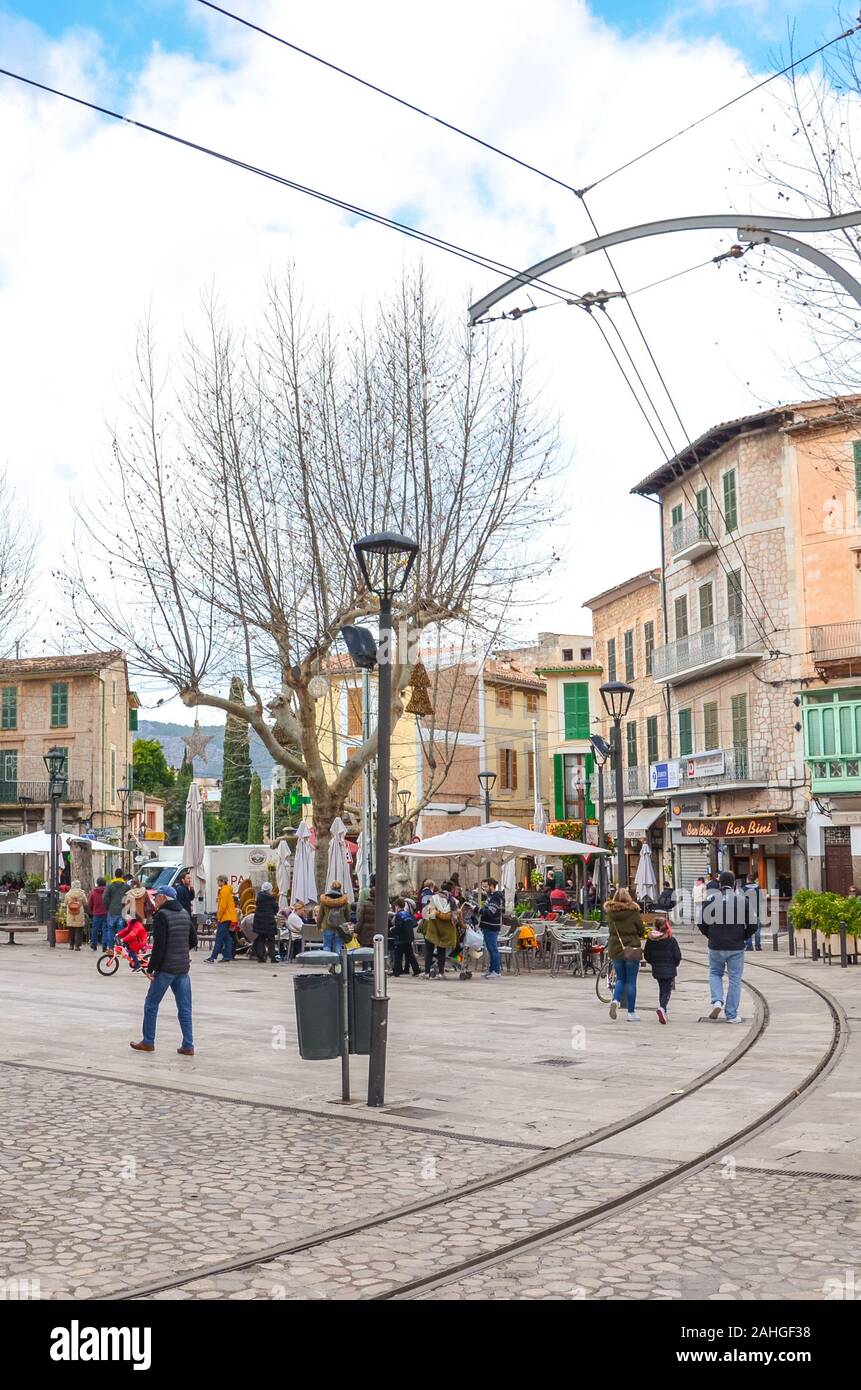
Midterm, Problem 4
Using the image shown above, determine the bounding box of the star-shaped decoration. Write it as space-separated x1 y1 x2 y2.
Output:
182 721 214 765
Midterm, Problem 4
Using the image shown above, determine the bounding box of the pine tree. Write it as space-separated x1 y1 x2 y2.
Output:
248 773 264 843
163 753 193 845
220 677 253 841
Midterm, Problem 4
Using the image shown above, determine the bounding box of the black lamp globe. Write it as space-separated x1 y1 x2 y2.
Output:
354 532 419 600
599 681 635 723
589 733 612 766
43 746 67 795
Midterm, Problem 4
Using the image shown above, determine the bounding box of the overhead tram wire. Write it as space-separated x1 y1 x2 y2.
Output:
198 0 861 199
0 68 595 310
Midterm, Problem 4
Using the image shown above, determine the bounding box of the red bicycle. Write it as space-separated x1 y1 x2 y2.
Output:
96 938 150 977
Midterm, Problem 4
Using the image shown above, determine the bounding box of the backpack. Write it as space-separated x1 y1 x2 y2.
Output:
327 904 350 938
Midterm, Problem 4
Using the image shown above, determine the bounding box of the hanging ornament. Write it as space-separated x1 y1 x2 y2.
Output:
307 674 329 700
405 659 433 717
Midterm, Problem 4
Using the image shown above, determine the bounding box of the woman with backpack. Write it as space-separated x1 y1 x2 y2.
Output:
317 881 350 953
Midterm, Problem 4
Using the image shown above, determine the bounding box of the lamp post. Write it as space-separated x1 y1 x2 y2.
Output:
18 794 33 836
117 785 131 876
589 734 612 911
397 789 411 843
478 769 497 824
599 682 635 890
43 747 67 947
353 531 419 1108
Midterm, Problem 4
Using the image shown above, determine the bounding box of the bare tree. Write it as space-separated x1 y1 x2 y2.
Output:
0 469 37 658
63 271 559 881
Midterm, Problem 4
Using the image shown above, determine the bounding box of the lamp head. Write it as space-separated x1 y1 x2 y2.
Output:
354 532 419 600
478 770 497 792
589 734 612 765
599 681 635 722
43 746 67 796
340 624 378 670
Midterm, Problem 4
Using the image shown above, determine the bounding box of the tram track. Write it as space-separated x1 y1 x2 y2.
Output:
99 953 846 1302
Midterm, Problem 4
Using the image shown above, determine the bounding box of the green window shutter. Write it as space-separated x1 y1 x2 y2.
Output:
553 753 565 820
626 721 638 766
644 622 654 676
698 583 714 631
674 595 688 639
1 687 17 730
564 683 590 740
703 701 719 750
606 638 616 682
623 629 634 681
646 715 659 766
584 751 595 820
129 708 138 732
695 487 709 537
723 469 738 532
51 681 69 728
678 707 693 757
731 693 748 749
670 503 683 529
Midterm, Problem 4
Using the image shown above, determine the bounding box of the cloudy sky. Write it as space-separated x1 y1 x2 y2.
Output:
0 0 849 716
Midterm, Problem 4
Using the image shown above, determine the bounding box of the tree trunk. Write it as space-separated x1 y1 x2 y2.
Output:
70 840 94 896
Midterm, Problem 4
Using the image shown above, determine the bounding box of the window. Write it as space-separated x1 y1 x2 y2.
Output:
703 701 719 751
698 582 714 631
626 721 638 767
731 693 748 749
496 686 513 710
525 691 539 716
606 637 616 682
678 707 693 757
110 748 116 805
723 468 738 533
670 502 683 529
646 715 659 766
562 648 573 662
563 682 590 740
0 750 17 793
674 595 689 640
346 687 362 737
498 747 518 791
580 647 592 660
111 679 117 710
51 682 69 728
644 622 654 676
527 750 535 791
1 686 17 730
727 569 743 636
695 487 709 538
855 442 861 523
623 629 634 682
146 809 157 831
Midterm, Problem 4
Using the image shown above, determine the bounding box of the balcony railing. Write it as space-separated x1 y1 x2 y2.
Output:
652 615 761 683
811 621 861 666
670 511 718 559
808 755 861 791
605 765 649 802
681 745 768 786
0 779 85 805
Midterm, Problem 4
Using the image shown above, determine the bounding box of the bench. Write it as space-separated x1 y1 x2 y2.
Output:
0 924 40 945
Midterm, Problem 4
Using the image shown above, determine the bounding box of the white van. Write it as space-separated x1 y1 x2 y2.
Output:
138 843 274 915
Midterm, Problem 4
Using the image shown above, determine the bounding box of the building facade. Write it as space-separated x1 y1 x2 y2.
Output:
0 649 137 843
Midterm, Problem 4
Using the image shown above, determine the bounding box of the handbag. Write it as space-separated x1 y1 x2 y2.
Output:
614 925 643 962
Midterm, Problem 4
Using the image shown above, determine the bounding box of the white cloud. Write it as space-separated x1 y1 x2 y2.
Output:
0 0 836 714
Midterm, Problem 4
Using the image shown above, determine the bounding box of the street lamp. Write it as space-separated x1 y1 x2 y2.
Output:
589 734 612 910
397 789 411 843
353 531 419 1108
477 769 497 824
599 681 634 890
117 785 131 874
17 794 33 836
43 747 67 947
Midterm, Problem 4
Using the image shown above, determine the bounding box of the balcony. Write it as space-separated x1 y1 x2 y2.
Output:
811 621 861 676
0 780 85 805
651 616 763 685
678 745 769 789
808 755 861 794
670 511 718 562
605 765 649 802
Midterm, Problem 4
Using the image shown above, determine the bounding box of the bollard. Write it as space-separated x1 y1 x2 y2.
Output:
840 920 849 969
787 918 795 957
338 950 350 1102
367 933 389 1108
811 928 819 962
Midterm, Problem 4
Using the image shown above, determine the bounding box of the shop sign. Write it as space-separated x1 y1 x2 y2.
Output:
681 816 778 839
650 760 680 791
685 750 725 780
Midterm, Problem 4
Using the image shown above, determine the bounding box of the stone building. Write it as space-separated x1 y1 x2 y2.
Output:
0 649 137 843
631 398 861 902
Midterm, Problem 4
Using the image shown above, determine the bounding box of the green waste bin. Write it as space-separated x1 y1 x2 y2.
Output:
36 889 50 925
294 971 340 1060
349 965 373 1055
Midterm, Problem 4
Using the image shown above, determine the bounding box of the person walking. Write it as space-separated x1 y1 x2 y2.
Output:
251 881 278 963
390 897 421 976
281 900 306 960
130 886 196 1056
123 878 151 927
87 876 107 951
206 875 238 963
605 887 645 1022
317 881 350 954
421 885 459 978
64 880 87 951
102 872 127 951
699 870 755 1023
478 877 505 981
656 881 676 913
355 883 377 948
744 871 763 951
643 919 682 1024
692 877 707 928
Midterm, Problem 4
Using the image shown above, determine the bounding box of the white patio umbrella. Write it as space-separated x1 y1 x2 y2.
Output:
292 821 317 904
182 781 206 907
392 821 608 865
502 857 517 913
326 816 355 903
276 838 293 913
0 830 118 855
634 841 658 902
533 798 549 874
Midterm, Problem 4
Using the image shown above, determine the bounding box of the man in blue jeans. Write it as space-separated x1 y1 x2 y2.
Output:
130 886 197 1056
478 877 505 980
699 871 755 1023
102 871 127 951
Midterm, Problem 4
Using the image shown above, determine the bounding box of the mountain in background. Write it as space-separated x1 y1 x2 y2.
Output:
136 720 276 783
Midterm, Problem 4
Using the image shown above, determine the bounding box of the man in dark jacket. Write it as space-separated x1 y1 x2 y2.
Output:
102 873 127 951
251 881 278 963
744 872 763 951
478 878 505 981
175 870 196 920
699 870 755 1023
131 887 197 1055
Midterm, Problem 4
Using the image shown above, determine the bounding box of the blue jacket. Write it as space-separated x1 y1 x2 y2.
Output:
478 890 504 932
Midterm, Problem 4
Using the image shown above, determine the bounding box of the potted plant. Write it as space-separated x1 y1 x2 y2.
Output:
54 897 70 946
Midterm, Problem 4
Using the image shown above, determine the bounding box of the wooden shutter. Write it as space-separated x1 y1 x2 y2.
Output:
678 708 692 757
564 683 589 740
553 753 565 819
511 750 518 791
498 747 506 786
346 687 362 737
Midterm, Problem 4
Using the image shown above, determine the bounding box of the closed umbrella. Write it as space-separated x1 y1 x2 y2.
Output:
502 857 517 914
355 831 369 891
326 816 354 903
634 841 658 902
533 798 549 874
276 839 293 914
182 781 206 910
292 821 317 904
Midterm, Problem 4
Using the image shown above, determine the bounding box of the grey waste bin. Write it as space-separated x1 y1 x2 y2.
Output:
349 964 373 1055
294 971 340 1060
36 889 50 924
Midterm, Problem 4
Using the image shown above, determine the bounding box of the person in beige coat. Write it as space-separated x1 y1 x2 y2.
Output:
64 880 88 951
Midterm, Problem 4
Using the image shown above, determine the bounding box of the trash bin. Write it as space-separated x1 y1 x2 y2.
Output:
294 970 340 1060
36 889 50 925
349 964 373 1055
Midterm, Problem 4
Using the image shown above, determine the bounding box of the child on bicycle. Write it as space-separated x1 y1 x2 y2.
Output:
115 916 149 972
643 918 681 1025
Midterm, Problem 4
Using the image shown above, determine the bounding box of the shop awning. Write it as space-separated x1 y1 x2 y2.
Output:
624 805 666 837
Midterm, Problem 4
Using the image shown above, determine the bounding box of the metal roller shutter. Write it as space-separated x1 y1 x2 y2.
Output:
678 843 710 904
